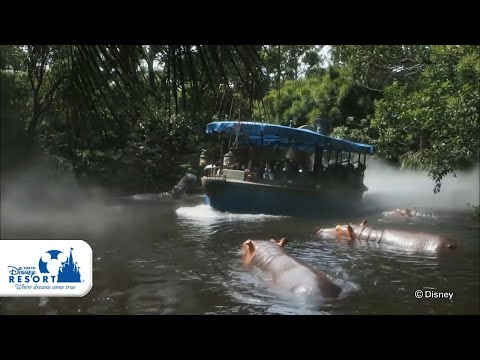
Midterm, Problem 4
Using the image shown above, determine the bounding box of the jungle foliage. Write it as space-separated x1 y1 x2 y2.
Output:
1 45 478 196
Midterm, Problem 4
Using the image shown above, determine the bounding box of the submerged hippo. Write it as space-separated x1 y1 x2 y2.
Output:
382 208 437 220
241 238 342 299
316 220 456 253
127 173 198 201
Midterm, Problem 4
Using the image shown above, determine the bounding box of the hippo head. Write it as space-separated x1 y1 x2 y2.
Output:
181 173 198 188
171 173 198 198
316 220 368 240
186 172 198 183
241 238 288 266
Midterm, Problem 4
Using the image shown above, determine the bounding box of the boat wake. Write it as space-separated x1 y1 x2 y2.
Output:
176 204 287 221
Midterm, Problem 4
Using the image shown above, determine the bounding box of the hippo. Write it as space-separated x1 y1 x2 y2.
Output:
316 220 456 253
127 173 198 201
382 208 437 220
241 238 342 299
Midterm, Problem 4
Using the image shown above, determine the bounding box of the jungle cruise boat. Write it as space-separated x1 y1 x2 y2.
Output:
200 120 374 217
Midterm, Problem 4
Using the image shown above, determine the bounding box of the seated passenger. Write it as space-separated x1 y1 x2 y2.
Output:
223 151 236 169
204 164 215 177
244 161 258 182
263 163 275 182
346 164 356 185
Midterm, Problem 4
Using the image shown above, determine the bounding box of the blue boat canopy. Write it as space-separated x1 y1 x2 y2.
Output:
206 121 375 155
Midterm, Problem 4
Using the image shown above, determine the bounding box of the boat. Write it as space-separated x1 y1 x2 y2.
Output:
200 120 374 217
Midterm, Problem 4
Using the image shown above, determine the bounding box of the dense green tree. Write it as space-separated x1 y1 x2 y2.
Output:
259 45 325 85
331 45 479 193
260 65 379 130
2 44 478 200
331 45 432 92
372 45 480 193
1 45 269 192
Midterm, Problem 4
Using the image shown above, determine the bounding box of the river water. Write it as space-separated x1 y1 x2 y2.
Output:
1 162 479 315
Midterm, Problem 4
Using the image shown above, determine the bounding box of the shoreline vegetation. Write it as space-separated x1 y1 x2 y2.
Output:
1 45 478 218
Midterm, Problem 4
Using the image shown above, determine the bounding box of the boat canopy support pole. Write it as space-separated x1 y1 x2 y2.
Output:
220 144 224 175
314 145 323 178
260 131 264 152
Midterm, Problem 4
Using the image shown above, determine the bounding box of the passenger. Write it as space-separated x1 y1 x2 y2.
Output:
258 161 266 179
244 161 257 182
263 163 275 182
231 160 241 170
357 163 366 189
358 163 366 175
204 164 215 177
199 149 207 167
223 151 236 169
272 162 284 183
290 161 299 174
296 164 307 185
346 164 356 185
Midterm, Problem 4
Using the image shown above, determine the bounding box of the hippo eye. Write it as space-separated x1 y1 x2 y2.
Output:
335 225 340 231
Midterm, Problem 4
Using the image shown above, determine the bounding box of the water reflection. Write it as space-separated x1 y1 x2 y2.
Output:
1 198 478 315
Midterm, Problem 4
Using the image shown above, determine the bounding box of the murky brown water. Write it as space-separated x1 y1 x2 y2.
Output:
1 192 478 315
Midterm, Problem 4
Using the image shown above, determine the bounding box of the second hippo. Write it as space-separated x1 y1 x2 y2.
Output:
316 220 456 253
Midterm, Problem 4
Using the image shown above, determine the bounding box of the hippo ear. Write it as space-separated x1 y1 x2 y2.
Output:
360 220 368 226
347 224 355 240
244 240 255 253
277 238 288 247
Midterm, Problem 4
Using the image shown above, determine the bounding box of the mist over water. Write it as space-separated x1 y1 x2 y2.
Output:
1 158 478 315
362 158 479 212
1 162 122 238
1 157 478 234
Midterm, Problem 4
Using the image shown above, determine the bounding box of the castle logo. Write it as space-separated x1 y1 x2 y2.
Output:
0 240 92 297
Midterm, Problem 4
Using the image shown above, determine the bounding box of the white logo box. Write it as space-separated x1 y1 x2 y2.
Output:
0 240 93 297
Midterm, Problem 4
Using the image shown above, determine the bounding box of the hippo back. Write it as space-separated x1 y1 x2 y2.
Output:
250 241 341 299
250 241 286 268
382 229 456 252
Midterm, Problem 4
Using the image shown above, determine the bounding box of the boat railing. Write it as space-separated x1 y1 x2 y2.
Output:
201 143 368 192
222 169 246 181
203 161 367 192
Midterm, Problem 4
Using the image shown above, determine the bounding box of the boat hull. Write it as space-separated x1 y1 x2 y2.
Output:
202 176 365 217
